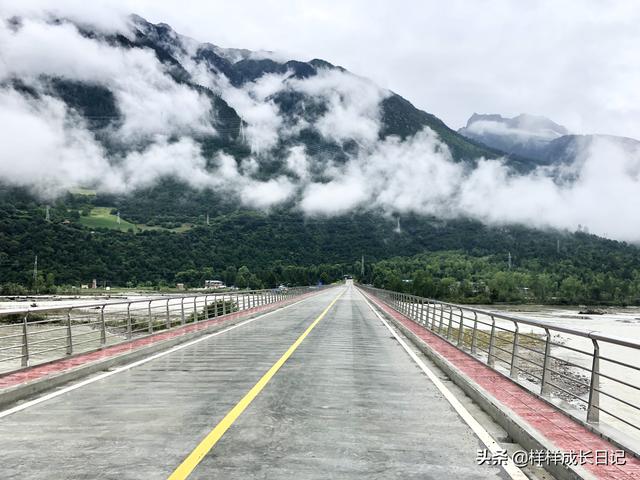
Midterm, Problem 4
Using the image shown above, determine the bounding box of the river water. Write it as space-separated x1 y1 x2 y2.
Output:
475 304 640 448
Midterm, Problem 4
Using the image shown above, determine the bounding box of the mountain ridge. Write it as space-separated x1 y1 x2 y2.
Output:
1 13 640 298
459 112 640 165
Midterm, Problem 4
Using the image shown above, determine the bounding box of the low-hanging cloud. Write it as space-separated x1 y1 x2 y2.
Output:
1 12 640 244
296 128 640 243
0 18 215 141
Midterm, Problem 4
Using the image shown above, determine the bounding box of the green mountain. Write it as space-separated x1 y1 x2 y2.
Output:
1 15 639 303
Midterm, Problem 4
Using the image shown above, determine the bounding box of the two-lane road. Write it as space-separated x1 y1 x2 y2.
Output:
0 284 509 479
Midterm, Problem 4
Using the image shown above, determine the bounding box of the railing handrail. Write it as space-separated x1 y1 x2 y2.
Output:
356 283 640 456
0 287 295 317
359 285 640 350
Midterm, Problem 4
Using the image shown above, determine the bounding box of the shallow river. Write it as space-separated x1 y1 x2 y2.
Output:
476 304 640 448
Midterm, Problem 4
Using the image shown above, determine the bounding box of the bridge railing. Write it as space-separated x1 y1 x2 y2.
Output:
0 286 320 375
358 284 640 450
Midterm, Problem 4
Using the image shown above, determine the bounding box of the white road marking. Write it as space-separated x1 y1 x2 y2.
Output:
0 292 327 419
358 289 529 480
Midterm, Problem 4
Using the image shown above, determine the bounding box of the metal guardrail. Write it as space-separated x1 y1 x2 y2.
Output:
358 284 640 448
0 286 321 375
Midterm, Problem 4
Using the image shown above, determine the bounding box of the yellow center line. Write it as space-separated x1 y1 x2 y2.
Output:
168 288 345 480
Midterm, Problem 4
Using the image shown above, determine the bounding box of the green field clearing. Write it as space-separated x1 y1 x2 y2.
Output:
79 207 139 232
79 207 192 233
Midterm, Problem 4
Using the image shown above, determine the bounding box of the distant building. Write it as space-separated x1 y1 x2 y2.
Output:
91 279 97 289
205 280 226 289
81 284 89 289
176 283 185 290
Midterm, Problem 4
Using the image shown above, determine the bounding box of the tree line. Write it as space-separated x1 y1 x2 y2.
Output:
362 251 640 305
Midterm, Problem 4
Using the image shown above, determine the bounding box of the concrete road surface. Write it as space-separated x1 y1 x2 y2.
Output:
0 284 510 479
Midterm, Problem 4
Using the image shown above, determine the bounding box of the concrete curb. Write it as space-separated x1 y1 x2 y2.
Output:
367 297 596 480
0 296 308 410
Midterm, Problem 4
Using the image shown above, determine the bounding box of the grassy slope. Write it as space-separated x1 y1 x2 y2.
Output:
79 207 138 232
79 207 192 233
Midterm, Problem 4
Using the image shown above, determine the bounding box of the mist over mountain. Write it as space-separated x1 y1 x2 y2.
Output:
458 113 569 161
459 112 640 168
1 13 640 243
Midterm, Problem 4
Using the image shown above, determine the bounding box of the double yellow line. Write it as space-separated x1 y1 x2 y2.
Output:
168 289 344 479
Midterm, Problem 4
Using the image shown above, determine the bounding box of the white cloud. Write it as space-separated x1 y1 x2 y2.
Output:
456 138 640 241
465 120 563 143
300 175 368 215
4 0 640 138
119 137 212 191
288 69 389 145
0 89 116 197
285 146 310 180
2 5 640 245
0 18 215 141
241 176 295 209
217 73 287 154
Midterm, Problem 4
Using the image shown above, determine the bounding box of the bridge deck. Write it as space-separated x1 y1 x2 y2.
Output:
0 286 509 479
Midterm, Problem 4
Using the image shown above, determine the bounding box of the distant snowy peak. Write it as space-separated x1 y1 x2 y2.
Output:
458 113 569 162
463 113 569 138
459 112 640 165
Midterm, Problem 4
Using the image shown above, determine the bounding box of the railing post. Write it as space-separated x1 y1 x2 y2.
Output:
487 315 496 367
204 296 209 320
148 301 153 333
193 297 198 323
425 300 432 329
587 339 600 423
223 295 227 315
438 304 445 334
540 328 552 395
420 299 425 325
21 313 29 367
166 298 171 329
510 322 520 379
126 303 132 339
66 309 73 355
100 306 107 346
447 306 454 339
471 312 478 354
180 298 185 325
457 308 465 346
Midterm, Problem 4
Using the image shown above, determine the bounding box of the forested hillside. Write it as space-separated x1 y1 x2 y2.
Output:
2 186 640 305
2 14 640 305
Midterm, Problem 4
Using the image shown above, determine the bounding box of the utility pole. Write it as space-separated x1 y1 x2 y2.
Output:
45 205 50 222
33 255 38 294
206 213 210 226
556 239 560 254
361 255 365 278
508 252 512 270
116 211 121 225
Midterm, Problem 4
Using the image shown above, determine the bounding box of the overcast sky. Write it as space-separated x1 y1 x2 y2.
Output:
4 0 640 138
